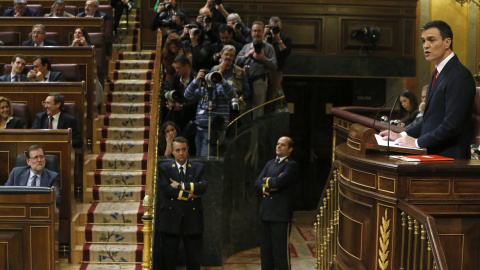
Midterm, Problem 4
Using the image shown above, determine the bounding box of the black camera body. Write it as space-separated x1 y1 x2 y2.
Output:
186 24 200 35
158 18 177 29
268 25 280 35
253 42 264 54
203 15 212 24
233 20 242 30
164 90 183 103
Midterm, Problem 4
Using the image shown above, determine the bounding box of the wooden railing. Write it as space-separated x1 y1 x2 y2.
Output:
314 168 449 270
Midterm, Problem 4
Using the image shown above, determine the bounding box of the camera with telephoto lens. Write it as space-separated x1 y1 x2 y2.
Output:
205 71 222 86
214 0 222 5
186 24 200 35
203 15 212 24
231 95 239 111
232 20 242 30
163 2 173 10
164 90 182 104
267 25 280 35
253 41 264 54
158 18 177 29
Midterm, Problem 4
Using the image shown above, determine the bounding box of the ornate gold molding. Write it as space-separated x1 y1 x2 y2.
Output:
378 209 390 270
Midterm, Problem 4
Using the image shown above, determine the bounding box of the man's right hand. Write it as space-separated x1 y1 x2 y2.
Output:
379 130 402 141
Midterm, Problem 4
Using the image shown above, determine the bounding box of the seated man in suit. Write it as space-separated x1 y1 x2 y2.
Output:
3 0 39 16
0 54 28 82
32 93 83 148
27 55 66 82
22 24 58 46
5 144 61 206
77 0 106 17
44 0 74 17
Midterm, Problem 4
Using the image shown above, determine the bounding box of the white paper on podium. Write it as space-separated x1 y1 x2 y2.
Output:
374 134 421 150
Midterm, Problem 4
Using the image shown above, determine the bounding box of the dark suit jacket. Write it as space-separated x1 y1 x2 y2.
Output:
406 55 476 159
255 157 299 222
35 71 66 82
0 74 28 82
5 166 61 205
31 112 83 148
77 10 107 18
5 116 25 129
3 6 38 16
21 39 58 46
156 160 207 235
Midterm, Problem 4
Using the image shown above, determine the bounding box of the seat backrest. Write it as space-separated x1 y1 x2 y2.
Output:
12 102 30 128
88 32 107 88
0 32 20 45
65 5 77 16
27 4 44 16
2 64 32 75
3 64 79 81
27 32 58 44
97 5 113 40
63 102 82 131
15 154 58 173
50 64 81 82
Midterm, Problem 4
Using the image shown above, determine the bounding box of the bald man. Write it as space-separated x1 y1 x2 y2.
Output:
255 136 299 270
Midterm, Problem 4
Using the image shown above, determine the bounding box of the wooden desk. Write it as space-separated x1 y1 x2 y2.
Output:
0 129 75 261
0 17 103 46
0 186 58 270
0 47 96 148
334 142 480 269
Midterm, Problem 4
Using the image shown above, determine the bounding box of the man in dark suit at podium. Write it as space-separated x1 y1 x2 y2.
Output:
255 136 299 270
5 144 61 205
157 136 207 270
380 20 476 159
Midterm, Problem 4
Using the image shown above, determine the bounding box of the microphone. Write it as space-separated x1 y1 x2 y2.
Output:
387 95 400 155
373 94 399 130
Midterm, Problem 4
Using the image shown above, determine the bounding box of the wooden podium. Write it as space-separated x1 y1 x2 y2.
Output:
0 187 58 270
334 124 480 270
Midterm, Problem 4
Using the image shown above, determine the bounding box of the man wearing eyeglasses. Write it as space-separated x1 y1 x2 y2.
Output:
5 144 61 206
3 0 39 16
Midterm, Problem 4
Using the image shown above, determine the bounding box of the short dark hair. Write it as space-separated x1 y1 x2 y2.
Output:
421 20 453 50
48 93 64 111
33 55 51 70
252 21 264 28
286 137 294 148
26 144 44 159
53 0 66 7
173 54 190 67
173 11 186 23
11 54 26 63
219 24 233 35
171 136 188 150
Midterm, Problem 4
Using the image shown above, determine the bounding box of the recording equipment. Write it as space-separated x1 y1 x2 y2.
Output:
158 18 177 29
164 90 182 103
351 27 380 43
387 95 400 155
253 41 263 54
267 25 280 35
203 15 212 24
231 96 239 110
232 20 242 30
372 94 400 130
205 71 222 87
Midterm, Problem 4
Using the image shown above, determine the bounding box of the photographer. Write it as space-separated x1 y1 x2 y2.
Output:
203 0 234 24
181 22 212 72
235 21 277 119
212 45 250 123
199 24 243 70
226 13 251 45
184 69 236 157
196 7 221 44
264 16 292 99
162 33 192 82
150 0 189 32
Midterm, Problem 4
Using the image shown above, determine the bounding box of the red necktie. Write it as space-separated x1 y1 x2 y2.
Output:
48 116 54 129
430 69 438 90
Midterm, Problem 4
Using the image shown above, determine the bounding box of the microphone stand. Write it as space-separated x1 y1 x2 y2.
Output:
387 95 400 155
373 94 398 130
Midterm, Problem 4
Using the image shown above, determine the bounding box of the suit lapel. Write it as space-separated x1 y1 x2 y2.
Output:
424 55 457 114
57 113 65 129
19 168 30 186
